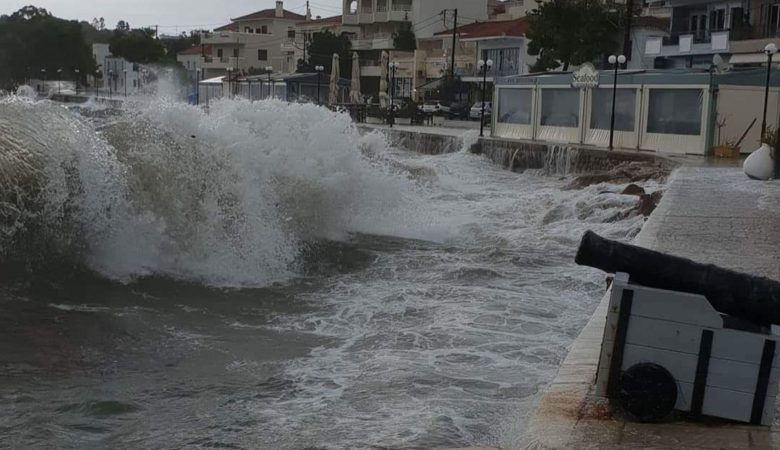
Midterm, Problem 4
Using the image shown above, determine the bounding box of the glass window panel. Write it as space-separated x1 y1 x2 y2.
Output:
498 88 532 125
590 88 636 131
540 88 580 127
646 89 703 135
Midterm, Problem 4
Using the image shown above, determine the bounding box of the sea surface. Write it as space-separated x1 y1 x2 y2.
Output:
0 94 657 449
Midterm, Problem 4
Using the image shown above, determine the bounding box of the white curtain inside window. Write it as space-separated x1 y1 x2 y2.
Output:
647 89 703 135
541 88 580 128
498 88 532 125
590 88 636 131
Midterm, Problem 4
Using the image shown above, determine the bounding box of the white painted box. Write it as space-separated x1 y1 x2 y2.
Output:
596 273 780 425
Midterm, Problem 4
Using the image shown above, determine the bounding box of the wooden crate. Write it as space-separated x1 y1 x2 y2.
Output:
596 273 780 425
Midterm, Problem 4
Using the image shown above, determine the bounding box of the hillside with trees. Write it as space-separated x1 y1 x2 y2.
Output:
0 6 95 89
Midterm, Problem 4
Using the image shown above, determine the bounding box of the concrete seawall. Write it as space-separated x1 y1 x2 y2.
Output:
476 138 680 175
359 125 681 176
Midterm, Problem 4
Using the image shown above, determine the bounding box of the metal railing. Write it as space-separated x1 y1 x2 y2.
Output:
662 25 773 46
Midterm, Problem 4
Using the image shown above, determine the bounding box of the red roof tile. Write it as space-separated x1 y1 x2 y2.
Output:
178 44 212 56
435 18 528 39
214 22 238 31
296 15 342 25
231 8 306 22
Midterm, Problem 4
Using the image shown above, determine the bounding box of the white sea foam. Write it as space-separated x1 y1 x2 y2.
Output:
0 96 443 286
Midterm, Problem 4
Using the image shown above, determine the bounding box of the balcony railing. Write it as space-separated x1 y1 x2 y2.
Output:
662 25 771 46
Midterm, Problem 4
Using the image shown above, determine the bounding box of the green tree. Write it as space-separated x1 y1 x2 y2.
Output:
161 30 203 65
109 28 165 64
297 30 352 77
0 6 96 89
116 20 130 32
392 22 416 51
526 0 622 71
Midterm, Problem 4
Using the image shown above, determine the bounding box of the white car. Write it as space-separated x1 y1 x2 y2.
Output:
470 101 492 120
419 100 450 114
420 101 440 114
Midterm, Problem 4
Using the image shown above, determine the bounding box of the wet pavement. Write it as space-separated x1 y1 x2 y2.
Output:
525 167 780 449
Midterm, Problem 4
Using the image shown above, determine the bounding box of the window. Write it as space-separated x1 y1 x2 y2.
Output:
590 88 636 131
262 25 268 34
255 28 262 33
731 7 744 28
288 29 296 39
217 48 223 58
710 8 725 31
498 89 532 125
482 48 520 75
258 49 268 61
646 89 703 135
540 89 580 128
233 48 239 58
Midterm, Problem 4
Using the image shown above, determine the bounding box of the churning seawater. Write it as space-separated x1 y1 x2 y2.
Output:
0 95 658 449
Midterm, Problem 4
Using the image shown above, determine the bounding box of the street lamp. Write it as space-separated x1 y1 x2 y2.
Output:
761 43 777 142
56 68 62 95
195 68 201 105
478 59 494 137
40 68 46 94
389 61 399 128
123 69 128 96
109 70 114 99
226 67 233 99
265 66 273 99
608 54 627 150
74 68 80 94
315 65 324 105
95 70 100 98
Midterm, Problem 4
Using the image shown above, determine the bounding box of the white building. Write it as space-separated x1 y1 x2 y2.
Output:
89 43 145 95
339 0 488 95
195 1 306 77
90 43 111 87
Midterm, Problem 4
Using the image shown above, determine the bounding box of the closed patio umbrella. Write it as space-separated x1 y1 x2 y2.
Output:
329 53 340 106
379 51 389 109
350 52 362 104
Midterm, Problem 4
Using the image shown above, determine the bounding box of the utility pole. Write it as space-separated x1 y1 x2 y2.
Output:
622 0 634 67
450 9 458 80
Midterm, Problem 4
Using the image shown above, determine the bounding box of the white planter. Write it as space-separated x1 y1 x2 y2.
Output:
366 116 383 124
432 115 445 126
396 117 411 125
744 143 775 180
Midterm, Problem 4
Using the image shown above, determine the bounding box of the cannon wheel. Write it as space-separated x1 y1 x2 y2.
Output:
619 363 677 422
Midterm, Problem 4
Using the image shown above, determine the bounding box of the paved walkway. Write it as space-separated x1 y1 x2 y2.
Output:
525 167 780 449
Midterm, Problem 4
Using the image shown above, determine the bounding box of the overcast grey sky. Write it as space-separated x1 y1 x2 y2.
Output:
0 0 344 32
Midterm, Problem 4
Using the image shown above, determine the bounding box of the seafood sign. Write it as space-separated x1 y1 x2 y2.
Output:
571 63 599 88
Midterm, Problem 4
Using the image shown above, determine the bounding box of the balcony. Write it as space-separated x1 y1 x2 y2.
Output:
201 32 245 45
649 29 731 57
351 37 393 50
200 56 247 70
280 39 296 51
202 31 277 45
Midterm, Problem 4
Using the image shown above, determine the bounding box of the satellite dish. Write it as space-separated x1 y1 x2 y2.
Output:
712 54 729 73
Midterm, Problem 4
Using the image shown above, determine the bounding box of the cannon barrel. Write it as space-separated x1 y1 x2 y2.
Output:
575 230 780 327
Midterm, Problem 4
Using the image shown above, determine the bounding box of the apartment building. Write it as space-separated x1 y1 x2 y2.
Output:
644 0 780 68
193 1 306 77
340 0 488 94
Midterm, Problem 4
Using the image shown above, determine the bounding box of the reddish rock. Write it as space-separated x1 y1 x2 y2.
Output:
621 184 646 196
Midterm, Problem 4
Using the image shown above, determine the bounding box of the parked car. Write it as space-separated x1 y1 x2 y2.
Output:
447 101 471 120
470 101 492 120
420 100 445 114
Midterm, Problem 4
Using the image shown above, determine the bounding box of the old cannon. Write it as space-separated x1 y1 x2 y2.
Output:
576 231 780 424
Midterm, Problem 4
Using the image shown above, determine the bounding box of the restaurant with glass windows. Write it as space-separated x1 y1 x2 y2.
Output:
492 69 780 156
